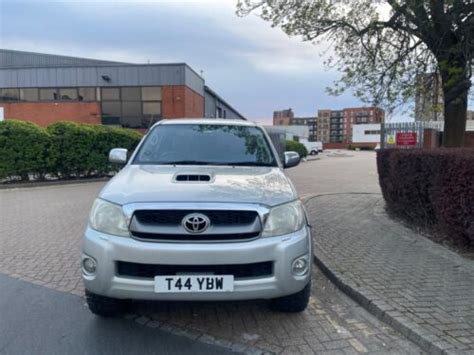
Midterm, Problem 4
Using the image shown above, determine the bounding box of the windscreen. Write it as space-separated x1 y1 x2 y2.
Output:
133 124 278 166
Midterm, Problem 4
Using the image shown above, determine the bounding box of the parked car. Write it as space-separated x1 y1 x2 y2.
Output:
82 119 312 317
301 141 323 155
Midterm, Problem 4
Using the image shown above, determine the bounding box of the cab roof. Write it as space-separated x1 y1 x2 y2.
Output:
153 118 257 128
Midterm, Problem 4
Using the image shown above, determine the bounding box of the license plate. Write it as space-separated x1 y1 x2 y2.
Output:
154 275 234 293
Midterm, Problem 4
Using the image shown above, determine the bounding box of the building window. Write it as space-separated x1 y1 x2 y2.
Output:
39 88 59 101
0 88 19 102
122 87 141 101
19 88 38 101
59 88 78 101
101 88 120 101
101 101 121 117
142 87 162 101
122 101 142 116
98 86 162 128
78 88 96 101
143 102 161 115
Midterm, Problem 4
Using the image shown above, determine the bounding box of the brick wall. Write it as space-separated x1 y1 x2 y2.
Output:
0 102 101 126
423 128 439 148
184 87 204 118
273 117 291 126
323 143 347 149
162 85 204 119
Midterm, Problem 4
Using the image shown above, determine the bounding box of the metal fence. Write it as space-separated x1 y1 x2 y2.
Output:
381 121 442 149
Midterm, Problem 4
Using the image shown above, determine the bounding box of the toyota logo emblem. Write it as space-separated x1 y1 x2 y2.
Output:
182 213 210 234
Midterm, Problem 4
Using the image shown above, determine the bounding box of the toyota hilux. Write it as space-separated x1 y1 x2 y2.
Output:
82 119 312 316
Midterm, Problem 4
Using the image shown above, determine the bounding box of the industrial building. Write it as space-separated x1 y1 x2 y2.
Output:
273 108 317 141
0 49 245 128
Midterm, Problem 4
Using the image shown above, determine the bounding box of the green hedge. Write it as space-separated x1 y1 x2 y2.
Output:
0 120 52 180
0 120 143 181
286 140 308 158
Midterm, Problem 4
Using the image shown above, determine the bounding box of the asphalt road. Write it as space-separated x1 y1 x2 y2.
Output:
0 273 234 355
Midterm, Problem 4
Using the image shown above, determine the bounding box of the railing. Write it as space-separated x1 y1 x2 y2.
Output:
381 121 442 149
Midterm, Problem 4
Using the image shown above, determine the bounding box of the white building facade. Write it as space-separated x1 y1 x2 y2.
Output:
352 123 381 143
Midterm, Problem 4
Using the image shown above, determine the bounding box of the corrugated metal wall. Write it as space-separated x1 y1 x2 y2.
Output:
204 87 245 120
0 64 198 91
184 65 205 97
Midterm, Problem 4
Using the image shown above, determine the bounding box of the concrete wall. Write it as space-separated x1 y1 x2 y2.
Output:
352 123 381 143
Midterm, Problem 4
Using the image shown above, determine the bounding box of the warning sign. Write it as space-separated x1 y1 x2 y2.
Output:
396 132 417 146
387 134 395 145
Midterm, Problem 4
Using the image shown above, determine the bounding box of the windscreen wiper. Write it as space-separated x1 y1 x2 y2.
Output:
158 160 214 165
224 162 276 167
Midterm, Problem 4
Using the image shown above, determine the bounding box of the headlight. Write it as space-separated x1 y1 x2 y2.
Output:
89 199 129 237
262 200 305 237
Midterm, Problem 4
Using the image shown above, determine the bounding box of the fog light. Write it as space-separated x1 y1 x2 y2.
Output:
292 256 308 276
82 257 97 274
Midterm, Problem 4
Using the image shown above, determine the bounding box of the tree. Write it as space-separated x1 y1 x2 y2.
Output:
237 0 473 147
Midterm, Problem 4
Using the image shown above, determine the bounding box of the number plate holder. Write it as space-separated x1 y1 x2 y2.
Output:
154 275 234 293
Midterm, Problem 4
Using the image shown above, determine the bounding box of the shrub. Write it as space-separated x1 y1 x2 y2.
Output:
47 122 143 178
286 140 308 158
377 149 474 245
47 122 97 178
0 120 51 180
91 126 143 175
0 120 143 181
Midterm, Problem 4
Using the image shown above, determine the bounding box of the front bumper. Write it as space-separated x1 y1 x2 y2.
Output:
82 226 311 301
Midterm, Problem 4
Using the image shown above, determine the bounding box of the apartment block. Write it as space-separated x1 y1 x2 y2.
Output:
317 107 384 143
273 108 317 141
273 108 294 126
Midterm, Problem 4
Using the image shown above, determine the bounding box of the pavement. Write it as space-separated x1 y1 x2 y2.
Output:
0 273 235 355
306 193 474 354
0 150 426 354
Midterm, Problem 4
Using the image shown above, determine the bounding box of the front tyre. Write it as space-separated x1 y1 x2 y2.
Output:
269 282 311 313
85 290 129 317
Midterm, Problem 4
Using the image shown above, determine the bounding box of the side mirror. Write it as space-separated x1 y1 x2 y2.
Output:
284 151 300 169
109 148 128 164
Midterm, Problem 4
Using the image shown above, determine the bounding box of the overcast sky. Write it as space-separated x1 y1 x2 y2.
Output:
0 0 406 123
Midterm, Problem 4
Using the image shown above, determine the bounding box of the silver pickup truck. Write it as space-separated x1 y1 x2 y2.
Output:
82 119 312 316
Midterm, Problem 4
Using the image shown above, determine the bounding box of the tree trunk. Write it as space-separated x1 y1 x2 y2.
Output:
443 89 468 147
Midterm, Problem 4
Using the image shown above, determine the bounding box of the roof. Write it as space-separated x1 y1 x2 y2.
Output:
0 48 125 68
155 119 256 127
